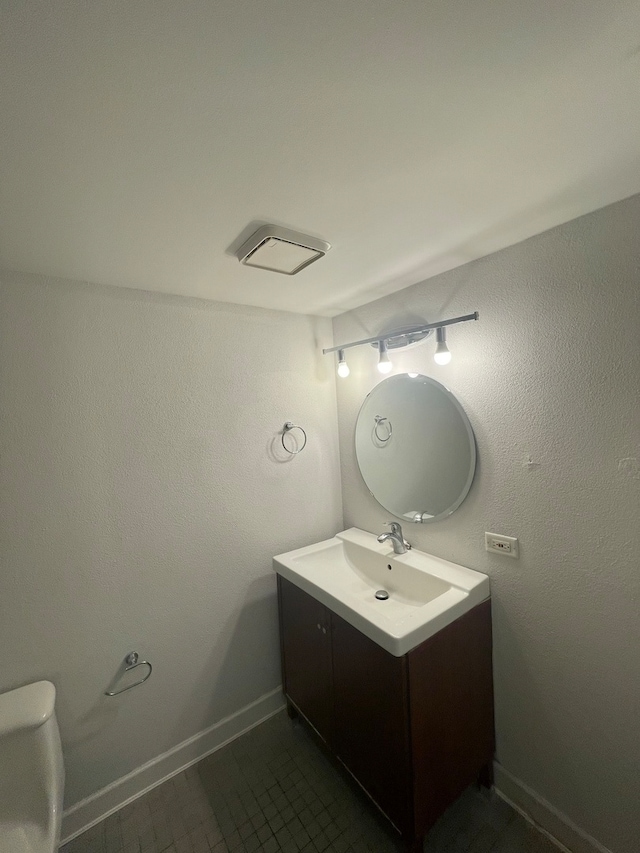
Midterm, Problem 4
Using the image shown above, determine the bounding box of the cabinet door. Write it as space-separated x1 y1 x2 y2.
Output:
408 599 494 838
331 613 413 834
278 577 333 741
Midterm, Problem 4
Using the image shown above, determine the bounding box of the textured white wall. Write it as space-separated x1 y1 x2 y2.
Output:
0 271 343 807
333 194 640 853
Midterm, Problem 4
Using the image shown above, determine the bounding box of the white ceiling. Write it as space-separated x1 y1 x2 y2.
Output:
2 1 640 317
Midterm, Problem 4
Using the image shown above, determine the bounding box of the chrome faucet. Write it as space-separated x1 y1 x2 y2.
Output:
377 522 411 555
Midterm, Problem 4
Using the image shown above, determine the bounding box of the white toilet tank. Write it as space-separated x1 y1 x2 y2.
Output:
0 681 65 853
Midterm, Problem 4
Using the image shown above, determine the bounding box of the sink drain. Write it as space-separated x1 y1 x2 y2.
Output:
375 589 389 600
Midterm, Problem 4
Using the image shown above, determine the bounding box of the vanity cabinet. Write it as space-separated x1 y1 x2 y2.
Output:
277 575 494 852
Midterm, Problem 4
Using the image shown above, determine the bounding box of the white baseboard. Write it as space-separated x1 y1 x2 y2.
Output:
493 762 614 853
61 688 286 844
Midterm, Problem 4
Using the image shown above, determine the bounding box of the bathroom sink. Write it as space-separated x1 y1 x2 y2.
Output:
274 527 489 656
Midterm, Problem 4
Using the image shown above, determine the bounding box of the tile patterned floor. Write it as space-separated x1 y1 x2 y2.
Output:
61 711 560 853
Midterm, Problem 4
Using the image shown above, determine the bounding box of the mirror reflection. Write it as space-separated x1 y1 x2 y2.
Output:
355 373 476 523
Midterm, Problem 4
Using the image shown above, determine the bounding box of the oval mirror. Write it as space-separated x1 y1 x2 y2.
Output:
355 373 476 523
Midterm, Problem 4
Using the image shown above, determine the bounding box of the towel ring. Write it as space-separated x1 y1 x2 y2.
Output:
105 651 153 696
282 422 307 455
374 415 392 442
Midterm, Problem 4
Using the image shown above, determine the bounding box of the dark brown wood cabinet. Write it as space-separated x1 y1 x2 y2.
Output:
278 577 334 739
277 575 495 852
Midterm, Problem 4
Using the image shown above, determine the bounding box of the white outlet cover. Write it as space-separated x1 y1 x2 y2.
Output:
485 532 519 558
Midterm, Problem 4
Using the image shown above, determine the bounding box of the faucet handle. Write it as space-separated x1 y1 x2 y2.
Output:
387 521 412 549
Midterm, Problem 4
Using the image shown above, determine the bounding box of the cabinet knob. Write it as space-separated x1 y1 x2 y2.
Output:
322 627 327 634
317 623 321 631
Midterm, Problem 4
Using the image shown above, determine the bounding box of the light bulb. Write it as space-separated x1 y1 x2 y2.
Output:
377 340 392 374
337 349 350 378
434 346 451 365
434 327 452 365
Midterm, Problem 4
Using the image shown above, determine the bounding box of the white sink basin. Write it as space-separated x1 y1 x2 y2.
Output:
274 527 490 656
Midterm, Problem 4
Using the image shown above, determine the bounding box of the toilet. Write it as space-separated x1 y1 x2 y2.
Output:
0 681 64 853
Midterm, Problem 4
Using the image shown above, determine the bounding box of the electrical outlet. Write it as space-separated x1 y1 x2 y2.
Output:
485 532 519 558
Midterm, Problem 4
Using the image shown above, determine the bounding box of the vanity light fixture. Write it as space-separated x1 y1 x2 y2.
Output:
434 327 452 365
324 311 478 376
377 340 392 374
337 349 350 378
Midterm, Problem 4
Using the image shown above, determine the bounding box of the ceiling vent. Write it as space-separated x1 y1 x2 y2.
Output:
237 225 330 275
